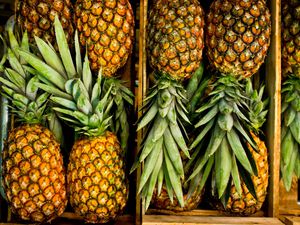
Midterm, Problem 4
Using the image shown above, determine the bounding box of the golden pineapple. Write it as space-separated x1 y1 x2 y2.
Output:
16 0 74 45
206 0 271 78
0 20 67 222
147 0 204 80
68 132 128 223
19 17 129 223
3 124 67 222
282 0 300 77
74 0 134 76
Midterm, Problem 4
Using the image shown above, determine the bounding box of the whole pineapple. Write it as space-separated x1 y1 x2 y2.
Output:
131 0 205 211
0 19 67 222
74 0 134 76
19 17 128 223
282 0 300 77
206 0 271 78
281 0 300 192
16 0 74 45
188 0 271 215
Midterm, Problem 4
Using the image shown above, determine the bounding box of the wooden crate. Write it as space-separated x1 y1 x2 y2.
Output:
136 0 282 224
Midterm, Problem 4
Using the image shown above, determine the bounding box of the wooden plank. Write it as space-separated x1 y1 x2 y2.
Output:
265 0 281 218
136 0 149 224
279 178 300 216
142 215 284 225
146 209 265 217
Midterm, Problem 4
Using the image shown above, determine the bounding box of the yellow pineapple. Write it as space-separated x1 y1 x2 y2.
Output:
0 19 67 222
16 0 74 45
74 0 134 76
19 17 128 223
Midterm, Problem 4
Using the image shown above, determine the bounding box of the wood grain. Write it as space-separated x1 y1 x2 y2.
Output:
142 215 284 225
265 0 281 218
280 216 300 225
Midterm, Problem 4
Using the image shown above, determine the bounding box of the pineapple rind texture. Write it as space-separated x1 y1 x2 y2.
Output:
16 0 74 46
224 133 268 215
3 124 67 222
206 0 271 78
282 0 300 77
75 0 134 76
147 0 205 81
67 131 128 223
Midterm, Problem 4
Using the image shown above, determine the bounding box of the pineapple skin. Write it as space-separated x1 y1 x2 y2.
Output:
147 0 205 81
206 0 271 78
74 0 134 76
3 124 67 222
282 0 300 77
67 131 128 223
16 0 74 46
213 132 268 215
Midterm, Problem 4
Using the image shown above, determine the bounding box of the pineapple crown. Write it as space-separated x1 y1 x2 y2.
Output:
18 16 113 137
0 16 50 125
245 78 269 134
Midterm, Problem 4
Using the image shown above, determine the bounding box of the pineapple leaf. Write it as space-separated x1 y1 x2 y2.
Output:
6 17 19 58
65 79 76 95
26 76 39 100
36 92 50 108
54 16 76 79
231 154 242 197
5 68 25 91
169 121 189 158
164 127 184 178
35 82 72 100
52 107 76 117
233 119 257 150
176 101 190 124
195 105 219 128
145 149 163 210
18 49 66 90
27 102 38 113
197 155 214 195
137 102 158 131
139 128 155 162
76 93 93 115
215 138 232 198
290 112 300 144
138 137 163 193
7 48 26 78
164 146 184 207
186 62 204 100
207 124 226 157
34 36 67 79
157 167 164 197
91 75 102 109
281 130 294 166
50 96 77 110
0 76 21 93
227 129 254 175
82 54 92 95
47 111 64 143
88 114 100 128
190 118 215 149
73 111 89 125
13 93 29 105
163 163 174 203
218 113 234 131
167 101 176 124
12 100 26 111
152 116 168 142
187 168 203 200
20 31 29 52
75 30 82 77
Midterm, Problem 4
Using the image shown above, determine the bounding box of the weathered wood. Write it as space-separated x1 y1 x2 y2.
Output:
265 0 281 218
142 215 284 225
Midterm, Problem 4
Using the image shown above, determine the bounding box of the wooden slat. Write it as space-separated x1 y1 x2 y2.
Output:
142 215 284 225
146 209 265 217
265 0 281 218
279 178 300 216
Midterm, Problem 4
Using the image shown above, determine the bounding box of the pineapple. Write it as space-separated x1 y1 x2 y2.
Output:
0 18 67 222
281 0 300 191
16 0 74 46
74 0 134 152
131 0 205 211
282 0 300 77
19 17 128 223
74 0 134 76
187 0 271 215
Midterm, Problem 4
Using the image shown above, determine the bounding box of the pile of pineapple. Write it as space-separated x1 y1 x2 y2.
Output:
0 0 298 223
